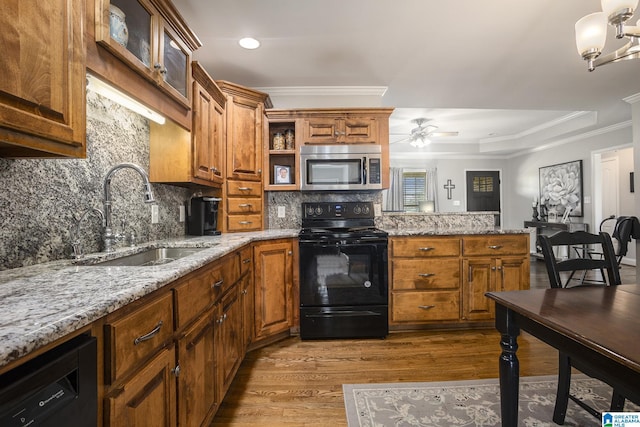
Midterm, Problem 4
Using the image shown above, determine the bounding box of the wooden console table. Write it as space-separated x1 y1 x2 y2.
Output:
487 286 640 426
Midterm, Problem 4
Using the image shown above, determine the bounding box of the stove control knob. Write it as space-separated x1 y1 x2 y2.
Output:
353 206 361 214
306 206 315 216
315 207 323 215
362 205 370 214
363 280 372 288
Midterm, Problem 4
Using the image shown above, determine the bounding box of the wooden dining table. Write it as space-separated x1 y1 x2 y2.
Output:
486 284 640 426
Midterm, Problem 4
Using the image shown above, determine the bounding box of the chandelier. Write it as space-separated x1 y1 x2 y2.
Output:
575 0 640 71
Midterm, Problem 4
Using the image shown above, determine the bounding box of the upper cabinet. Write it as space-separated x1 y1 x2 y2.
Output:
94 0 199 109
303 116 378 145
217 81 272 182
149 62 225 188
0 0 86 158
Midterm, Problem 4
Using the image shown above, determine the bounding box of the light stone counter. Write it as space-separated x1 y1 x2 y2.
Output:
0 230 298 369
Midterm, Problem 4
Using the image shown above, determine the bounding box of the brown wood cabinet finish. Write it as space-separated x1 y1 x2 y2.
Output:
389 234 529 328
303 117 378 144
0 0 86 158
105 345 177 427
253 240 294 340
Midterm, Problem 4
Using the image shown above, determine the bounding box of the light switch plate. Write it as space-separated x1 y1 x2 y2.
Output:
179 205 185 222
151 205 159 224
374 203 382 216
277 205 286 218
453 200 461 206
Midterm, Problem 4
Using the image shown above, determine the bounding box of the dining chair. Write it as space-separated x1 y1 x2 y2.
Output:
537 230 626 424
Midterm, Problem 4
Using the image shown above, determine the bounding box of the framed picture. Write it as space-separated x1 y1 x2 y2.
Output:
539 159 583 217
274 165 291 184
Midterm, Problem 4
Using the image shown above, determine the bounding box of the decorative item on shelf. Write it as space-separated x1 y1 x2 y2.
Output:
284 129 295 150
547 209 558 223
273 132 285 150
532 198 540 221
274 165 291 184
109 5 129 48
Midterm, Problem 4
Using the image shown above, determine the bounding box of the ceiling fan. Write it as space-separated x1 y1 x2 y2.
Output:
393 118 459 147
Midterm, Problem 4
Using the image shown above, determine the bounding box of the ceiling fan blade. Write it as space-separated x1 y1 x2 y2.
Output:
390 136 412 144
429 131 459 137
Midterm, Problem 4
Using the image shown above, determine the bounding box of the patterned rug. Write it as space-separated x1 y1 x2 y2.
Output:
343 375 640 426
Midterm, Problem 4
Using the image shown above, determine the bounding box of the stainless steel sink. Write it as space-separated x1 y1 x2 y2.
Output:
93 247 206 267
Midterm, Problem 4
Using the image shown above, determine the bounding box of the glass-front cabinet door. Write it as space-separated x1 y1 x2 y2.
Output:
95 0 194 108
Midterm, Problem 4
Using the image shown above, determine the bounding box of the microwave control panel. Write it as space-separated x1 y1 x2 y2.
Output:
368 158 381 184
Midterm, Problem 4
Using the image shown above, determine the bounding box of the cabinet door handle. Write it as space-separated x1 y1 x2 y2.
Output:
172 364 180 377
212 279 224 288
134 320 163 345
488 245 503 250
418 247 434 252
239 221 252 225
418 305 435 310
242 258 251 264
418 273 435 278
210 166 219 173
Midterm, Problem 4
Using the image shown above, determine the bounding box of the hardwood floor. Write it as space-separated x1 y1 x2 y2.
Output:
211 258 636 426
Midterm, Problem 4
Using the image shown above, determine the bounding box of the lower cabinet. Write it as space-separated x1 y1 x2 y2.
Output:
253 239 294 341
101 240 297 426
389 234 529 328
176 310 217 427
106 345 177 427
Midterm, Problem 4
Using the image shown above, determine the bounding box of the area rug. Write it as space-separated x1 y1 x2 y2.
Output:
343 375 640 426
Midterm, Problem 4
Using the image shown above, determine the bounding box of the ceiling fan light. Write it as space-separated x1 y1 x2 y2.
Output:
410 138 430 148
575 12 607 57
601 0 638 18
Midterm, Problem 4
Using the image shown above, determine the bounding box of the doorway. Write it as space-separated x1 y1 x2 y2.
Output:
465 170 501 226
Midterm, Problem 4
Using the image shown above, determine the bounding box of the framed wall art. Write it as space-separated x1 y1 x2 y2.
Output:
539 159 583 217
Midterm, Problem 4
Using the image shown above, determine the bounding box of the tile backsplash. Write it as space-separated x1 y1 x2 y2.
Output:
0 92 191 270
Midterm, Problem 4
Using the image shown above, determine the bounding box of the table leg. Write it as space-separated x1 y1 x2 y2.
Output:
495 304 520 426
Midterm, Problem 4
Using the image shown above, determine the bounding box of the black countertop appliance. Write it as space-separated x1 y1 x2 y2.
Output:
187 196 221 236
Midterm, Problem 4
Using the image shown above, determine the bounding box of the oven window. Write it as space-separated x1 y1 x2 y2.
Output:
299 243 387 306
306 159 362 185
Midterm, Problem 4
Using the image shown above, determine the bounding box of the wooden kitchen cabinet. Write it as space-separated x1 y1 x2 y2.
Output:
215 285 243 400
461 235 529 321
94 0 199 109
389 234 529 328
105 344 177 427
253 239 294 341
224 180 263 232
0 0 86 158
303 116 378 144
150 62 225 187
390 237 462 326
239 247 254 352
176 310 217 427
263 115 301 191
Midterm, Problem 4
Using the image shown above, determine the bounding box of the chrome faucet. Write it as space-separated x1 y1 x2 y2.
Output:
70 207 105 259
102 163 155 252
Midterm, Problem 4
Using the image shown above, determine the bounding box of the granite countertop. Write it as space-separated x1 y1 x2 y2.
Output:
0 229 298 369
0 226 529 370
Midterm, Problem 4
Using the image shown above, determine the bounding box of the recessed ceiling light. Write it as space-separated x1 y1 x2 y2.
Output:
239 37 260 49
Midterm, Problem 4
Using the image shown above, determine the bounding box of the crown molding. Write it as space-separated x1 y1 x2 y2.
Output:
623 92 640 104
253 86 388 97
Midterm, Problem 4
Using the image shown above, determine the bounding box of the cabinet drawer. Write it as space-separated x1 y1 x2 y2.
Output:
227 198 262 214
463 235 528 256
105 292 174 383
227 214 263 231
392 237 461 257
227 180 262 196
391 291 460 322
392 259 460 290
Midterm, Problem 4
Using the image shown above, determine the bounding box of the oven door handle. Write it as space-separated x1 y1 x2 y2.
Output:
306 310 382 318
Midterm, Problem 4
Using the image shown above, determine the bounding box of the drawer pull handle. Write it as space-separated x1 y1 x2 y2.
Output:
237 187 251 191
488 245 503 250
418 247 434 251
134 320 163 345
239 221 252 225
418 305 435 310
238 203 252 208
212 279 224 288
418 273 435 278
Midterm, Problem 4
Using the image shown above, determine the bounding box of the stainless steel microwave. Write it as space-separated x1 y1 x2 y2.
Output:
300 145 383 191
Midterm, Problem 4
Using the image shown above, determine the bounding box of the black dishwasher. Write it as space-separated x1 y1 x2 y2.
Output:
0 334 97 427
